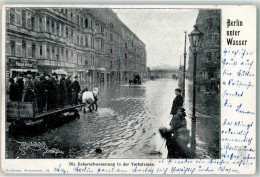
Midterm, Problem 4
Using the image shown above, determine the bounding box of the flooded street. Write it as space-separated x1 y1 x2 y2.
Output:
7 79 220 159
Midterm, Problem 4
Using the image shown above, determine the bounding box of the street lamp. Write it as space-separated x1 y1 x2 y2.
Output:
188 24 204 155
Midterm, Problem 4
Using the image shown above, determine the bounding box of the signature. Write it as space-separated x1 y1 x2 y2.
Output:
13 140 64 156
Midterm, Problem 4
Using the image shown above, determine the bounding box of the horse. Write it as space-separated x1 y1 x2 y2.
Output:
82 87 99 113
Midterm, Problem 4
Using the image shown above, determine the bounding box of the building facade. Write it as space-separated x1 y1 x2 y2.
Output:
5 8 147 87
187 9 220 85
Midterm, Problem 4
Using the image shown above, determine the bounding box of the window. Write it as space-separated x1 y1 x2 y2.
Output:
65 9 68 17
70 12 73 21
125 53 127 59
71 31 73 41
61 25 63 37
81 36 83 46
40 45 43 57
47 46 50 59
110 48 113 54
77 35 80 45
10 8 15 25
71 51 73 63
32 43 36 58
47 19 50 32
56 48 59 60
52 47 55 59
10 41 15 56
110 34 113 42
81 17 83 26
91 36 94 48
85 60 88 65
22 40 26 58
77 15 80 25
110 61 113 68
57 23 60 36
85 18 88 28
39 18 42 31
91 20 93 29
66 27 69 38
61 48 64 59
66 49 68 61
52 21 55 33
85 36 88 47
22 10 26 28
101 25 104 34
125 42 127 49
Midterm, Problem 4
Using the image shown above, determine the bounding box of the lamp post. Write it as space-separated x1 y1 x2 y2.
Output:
188 25 204 154
183 31 187 98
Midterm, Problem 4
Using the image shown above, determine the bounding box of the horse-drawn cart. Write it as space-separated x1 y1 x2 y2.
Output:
7 101 85 134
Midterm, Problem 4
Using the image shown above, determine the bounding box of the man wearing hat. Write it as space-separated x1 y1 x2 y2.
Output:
69 75 81 105
170 88 184 116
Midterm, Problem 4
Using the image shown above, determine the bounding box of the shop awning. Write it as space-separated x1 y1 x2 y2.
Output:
10 68 38 72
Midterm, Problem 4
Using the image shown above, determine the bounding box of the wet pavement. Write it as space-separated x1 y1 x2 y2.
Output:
6 79 220 159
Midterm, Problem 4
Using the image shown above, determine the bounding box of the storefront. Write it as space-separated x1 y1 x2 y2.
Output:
8 57 38 78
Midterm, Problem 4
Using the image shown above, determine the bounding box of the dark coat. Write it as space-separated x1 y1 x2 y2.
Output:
16 78 24 101
49 78 59 95
24 79 35 102
170 95 184 115
43 79 51 97
65 78 72 93
9 82 20 101
70 80 81 93
35 80 46 97
59 78 68 105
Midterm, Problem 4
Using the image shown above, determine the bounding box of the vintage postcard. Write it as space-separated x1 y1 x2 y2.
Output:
0 4 256 175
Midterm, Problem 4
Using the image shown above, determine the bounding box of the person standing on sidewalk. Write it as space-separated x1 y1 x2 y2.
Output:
170 88 184 117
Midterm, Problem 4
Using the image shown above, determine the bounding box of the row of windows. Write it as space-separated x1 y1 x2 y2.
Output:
9 40 95 66
8 8 144 49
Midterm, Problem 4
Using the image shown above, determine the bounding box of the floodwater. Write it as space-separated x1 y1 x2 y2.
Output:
6 79 220 159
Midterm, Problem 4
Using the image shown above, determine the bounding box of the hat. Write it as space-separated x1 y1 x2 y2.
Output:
26 70 32 75
175 88 181 92
9 78 14 82
52 72 57 77
40 76 45 81
74 75 79 78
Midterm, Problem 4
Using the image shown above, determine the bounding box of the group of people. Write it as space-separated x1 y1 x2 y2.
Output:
159 88 194 158
9 70 81 113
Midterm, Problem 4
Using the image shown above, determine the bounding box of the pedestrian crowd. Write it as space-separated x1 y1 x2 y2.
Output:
9 70 81 113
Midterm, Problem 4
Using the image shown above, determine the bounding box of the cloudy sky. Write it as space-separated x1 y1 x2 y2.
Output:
112 9 199 67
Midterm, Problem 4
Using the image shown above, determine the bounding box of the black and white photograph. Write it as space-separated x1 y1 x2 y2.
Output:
5 7 221 159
